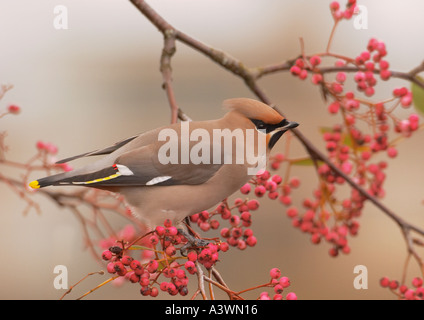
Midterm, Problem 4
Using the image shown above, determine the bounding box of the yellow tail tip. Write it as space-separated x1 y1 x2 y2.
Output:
29 180 40 189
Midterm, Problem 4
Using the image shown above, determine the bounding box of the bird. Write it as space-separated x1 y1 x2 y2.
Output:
29 98 298 233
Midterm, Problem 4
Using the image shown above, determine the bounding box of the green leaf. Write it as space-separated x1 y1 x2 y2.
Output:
128 245 152 251
319 127 333 134
412 76 424 115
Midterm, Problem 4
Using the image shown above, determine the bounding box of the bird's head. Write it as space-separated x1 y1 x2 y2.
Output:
222 98 299 149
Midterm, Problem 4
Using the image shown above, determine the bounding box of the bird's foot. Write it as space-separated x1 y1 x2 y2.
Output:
177 228 211 256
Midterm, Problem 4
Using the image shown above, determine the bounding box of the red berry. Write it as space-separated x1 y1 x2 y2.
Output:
246 235 257 247
147 259 159 273
311 74 323 85
310 55 322 66
389 280 399 290
330 1 340 11
150 287 159 297
404 289 415 300
106 262 116 274
102 250 113 261
290 66 301 75
387 147 398 158
328 102 340 114
240 183 251 194
254 185 266 197
380 277 390 288
279 277 291 288
155 226 165 236
270 268 281 279
299 69 308 80
165 245 177 256
286 206 298 218
184 261 196 274
285 292 297 300
219 242 229 252
7 104 20 114
412 277 423 288
247 199 260 210
121 255 133 266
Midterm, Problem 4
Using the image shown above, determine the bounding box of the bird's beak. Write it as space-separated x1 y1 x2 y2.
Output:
276 120 299 132
267 120 299 149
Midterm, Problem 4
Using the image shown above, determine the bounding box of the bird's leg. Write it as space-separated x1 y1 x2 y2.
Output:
177 228 211 256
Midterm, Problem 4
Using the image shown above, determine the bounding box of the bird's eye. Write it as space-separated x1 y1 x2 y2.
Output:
250 119 269 132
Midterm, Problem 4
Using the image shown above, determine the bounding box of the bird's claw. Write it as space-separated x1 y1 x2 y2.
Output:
177 228 211 256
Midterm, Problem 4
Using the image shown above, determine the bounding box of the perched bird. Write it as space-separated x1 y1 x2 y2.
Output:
29 98 298 230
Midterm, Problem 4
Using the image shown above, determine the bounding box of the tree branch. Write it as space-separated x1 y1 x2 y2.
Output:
129 0 424 240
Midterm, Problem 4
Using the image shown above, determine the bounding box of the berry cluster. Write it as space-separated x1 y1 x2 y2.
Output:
330 0 358 21
258 268 297 300
190 195 260 251
102 219 228 297
380 276 424 300
283 27 422 257
34 140 73 172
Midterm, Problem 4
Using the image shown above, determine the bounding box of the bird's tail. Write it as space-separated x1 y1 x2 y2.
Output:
29 172 72 189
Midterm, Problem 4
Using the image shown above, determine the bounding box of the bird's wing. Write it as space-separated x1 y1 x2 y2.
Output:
50 143 223 187
55 135 139 164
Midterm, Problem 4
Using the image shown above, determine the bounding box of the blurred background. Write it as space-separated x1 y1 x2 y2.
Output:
1 0 424 300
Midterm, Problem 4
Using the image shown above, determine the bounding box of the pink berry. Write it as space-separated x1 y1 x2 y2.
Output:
401 94 412 107
7 104 20 114
286 292 297 300
279 195 292 206
286 206 298 218
328 102 340 114
274 284 284 294
380 277 390 288
184 261 196 274
247 199 260 210
290 66 301 75
270 268 281 279
102 250 113 261
150 287 159 297
279 277 291 288
166 226 178 236
121 255 133 266
330 1 340 11
240 183 251 194
336 72 346 83
271 174 283 184
165 245 176 256
310 55 322 66
299 69 308 80
387 147 398 158
311 74 323 85
230 215 240 227
219 242 229 252
289 177 301 188
379 60 389 70
389 280 399 290
254 185 266 197
246 235 257 247
412 277 423 288
107 262 116 274
155 226 165 236
147 259 159 273
404 289 415 300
